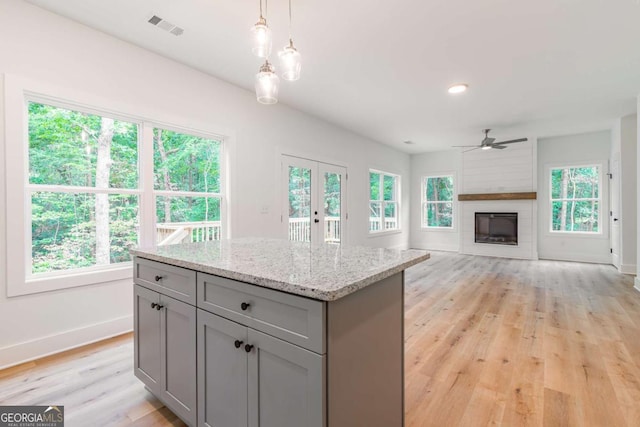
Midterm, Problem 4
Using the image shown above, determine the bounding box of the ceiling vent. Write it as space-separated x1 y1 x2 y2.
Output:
148 15 184 36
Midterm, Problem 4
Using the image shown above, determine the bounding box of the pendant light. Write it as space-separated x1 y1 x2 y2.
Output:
255 60 280 104
251 0 272 58
278 0 301 81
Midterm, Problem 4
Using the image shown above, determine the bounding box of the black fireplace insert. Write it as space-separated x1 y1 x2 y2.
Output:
475 212 518 245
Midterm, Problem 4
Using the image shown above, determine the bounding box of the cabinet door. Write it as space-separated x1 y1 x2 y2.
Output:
160 295 197 426
198 309 248 427
134 285 161 394
247 329 325 427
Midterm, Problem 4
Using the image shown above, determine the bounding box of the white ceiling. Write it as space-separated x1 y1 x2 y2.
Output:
25 0 640 153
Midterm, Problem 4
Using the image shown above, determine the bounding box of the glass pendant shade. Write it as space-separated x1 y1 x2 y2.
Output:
279 40 301 81
255 61 279 104
251 17 272 58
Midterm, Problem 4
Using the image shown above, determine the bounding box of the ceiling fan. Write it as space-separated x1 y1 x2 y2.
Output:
453 129 528 152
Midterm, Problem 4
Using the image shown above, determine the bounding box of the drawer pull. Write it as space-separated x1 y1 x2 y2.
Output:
156 304 164 311
151 302 157 309
244 344 254 353
154 275 164 282
234 340 244 349
241 302 251 311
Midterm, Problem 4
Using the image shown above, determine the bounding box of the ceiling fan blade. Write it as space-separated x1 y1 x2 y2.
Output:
452 145 480 148
491 144 507 149
494 138 528 145
482 137 496 145
463 147 480 153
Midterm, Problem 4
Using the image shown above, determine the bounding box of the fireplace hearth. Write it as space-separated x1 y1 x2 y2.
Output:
475 212 518 245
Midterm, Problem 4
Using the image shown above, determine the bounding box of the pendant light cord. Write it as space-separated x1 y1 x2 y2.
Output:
288 0 292 41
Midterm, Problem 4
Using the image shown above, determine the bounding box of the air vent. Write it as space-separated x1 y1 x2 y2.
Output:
147 14 184 36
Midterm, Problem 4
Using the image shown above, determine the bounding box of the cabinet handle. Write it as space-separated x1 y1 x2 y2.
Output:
234 340 244 349
156 304 164 311
151 302 157 309
154 275 164 282
244 344 254 353
314 218 320 223
241 302 251 311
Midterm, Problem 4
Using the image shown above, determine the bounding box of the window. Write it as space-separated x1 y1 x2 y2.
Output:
369 170 400 232
28 102 140 275
422 175 454 228
5 80 227 296
550 165 600 233
153 128 222 245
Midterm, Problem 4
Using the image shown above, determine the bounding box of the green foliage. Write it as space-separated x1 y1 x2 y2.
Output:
424 176 453 227
153 129 221 193
550 166 599 232
29 102 221 275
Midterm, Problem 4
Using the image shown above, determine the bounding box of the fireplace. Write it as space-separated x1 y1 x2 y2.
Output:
475 212 518 245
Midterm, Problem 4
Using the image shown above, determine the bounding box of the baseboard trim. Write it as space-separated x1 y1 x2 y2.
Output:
620 264 637 275
634 277 640 293
0 315 133 370
537 252 611 265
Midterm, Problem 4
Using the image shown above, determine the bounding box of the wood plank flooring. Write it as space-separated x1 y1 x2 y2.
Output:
1 252 639 426
404 252 640 427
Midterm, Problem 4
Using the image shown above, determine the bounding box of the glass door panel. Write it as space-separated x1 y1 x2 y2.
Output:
287 165 312 242
283 155 347 245
323 172 341 243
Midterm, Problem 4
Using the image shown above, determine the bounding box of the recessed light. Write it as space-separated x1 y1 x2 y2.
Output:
448 83 468 94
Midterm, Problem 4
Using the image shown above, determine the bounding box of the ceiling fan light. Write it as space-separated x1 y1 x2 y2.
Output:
255 60 279 104
481 145 492 150
448 83 468 94
251 17 272 58
279 40 301 81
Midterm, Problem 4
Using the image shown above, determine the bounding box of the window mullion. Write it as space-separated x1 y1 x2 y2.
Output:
140 122 156 247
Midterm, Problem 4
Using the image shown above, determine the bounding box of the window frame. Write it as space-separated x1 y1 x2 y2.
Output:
421 174 456 230
4 75 230 296
548 163 602 235
368 169 401 234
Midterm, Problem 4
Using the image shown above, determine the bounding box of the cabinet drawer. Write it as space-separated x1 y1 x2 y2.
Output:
134 257 196 305
197 273 325 354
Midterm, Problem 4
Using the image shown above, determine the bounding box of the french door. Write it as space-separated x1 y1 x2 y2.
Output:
282 155 347 245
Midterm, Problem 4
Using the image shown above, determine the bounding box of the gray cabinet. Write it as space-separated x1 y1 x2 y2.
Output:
198 309 324 427
247 329 324 427
197 309 248 427
134 284 197 426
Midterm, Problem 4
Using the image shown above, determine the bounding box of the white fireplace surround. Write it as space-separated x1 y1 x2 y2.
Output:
460 200 537 259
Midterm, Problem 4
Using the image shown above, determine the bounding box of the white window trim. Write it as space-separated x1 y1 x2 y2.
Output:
547 163 603 236
4 75 232 297
421 174 456 231
368 169 401 235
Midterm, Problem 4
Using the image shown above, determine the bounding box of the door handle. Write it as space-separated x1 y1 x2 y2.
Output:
613 218 619 222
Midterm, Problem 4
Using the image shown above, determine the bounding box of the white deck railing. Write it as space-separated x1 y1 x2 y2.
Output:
157 221 221 245
157 217 398 246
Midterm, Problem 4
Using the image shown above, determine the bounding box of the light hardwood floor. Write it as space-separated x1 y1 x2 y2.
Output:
2 252 639 426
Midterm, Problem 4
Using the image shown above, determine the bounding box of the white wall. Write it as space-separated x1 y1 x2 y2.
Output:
410 150 460 251
0 0 410 368
612 114 637 274
537 131 611 263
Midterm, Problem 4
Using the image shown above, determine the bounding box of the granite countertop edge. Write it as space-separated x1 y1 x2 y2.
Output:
130 249 430 301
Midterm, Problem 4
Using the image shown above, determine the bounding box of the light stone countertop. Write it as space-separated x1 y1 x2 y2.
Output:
130 238 430 301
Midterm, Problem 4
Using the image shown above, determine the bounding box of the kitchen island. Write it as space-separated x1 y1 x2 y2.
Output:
131 238 429 427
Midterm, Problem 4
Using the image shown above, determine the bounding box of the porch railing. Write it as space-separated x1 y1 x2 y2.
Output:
157 221 221 246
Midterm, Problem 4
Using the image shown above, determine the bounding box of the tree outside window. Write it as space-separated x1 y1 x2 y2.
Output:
29 102 139 274
369 170 399 232
423 176 454 228
550 165 600 233
28 101 224 278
